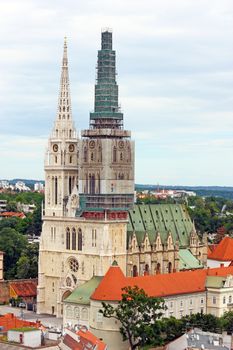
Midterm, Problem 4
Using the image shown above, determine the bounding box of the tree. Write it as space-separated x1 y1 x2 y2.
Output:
101 285 166 350
0 227 27 279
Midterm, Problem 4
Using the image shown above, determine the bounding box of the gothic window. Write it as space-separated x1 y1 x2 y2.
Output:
90 174 95 194
67 107 69 112
229 295 232 304
66 228 70 250
144 264 149 275
54 177 58 205
69 129 72 138
69 176 72 195
113 146 117 162
91 152 94 161
56 129 58 137
78 229 82 251
69 258 79 272
72 228 76 250
84 147 88 162
133 265 138 277
168 262 172 274
55 156 57 163
223 296 226 304
156 263 161 274
63 106 66 112
67 114 69 119
66 277 72 287
120 152 123 161
70 156 72 164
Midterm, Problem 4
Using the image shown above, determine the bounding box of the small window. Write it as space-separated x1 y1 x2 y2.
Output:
223 296 226 304
213 296 216 305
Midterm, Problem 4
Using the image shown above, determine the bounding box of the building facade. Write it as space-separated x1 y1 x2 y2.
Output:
37 31 134 317
37 31 206 317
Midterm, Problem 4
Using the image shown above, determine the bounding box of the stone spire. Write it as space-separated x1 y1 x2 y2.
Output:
51 37 77 143
90 30 123 129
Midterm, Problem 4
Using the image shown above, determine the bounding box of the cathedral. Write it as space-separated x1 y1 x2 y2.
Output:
37 30 207 317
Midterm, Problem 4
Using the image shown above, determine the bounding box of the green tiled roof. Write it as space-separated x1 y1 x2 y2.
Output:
127 204 193 247
64 276 103 305
179 249 203 270
206 276 226 288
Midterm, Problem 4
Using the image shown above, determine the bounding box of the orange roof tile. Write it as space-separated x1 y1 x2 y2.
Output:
91 265 233 301
208 236 233 261
77 328 106 350
91 264 126 301
0 212 25 218
0 313 42 332
10 280 37 297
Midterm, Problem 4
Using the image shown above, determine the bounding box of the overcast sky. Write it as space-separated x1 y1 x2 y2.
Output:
0 0 232 186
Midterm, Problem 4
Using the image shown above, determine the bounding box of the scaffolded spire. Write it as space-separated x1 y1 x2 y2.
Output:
90 30 123 129
56 37 72 122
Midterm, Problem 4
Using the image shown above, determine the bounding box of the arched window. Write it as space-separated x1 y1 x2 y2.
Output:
72 228 76 250
229 295 232 304
69 176 72 195
84 147 88 162
132 265 138 277
168 262 172 274
91 152 94 161
69 129 72 138
54 177 58 205
90 174 95 194
78 229 82 251
113 147 117 162
144 264 149 275
223 296 226 304
156 263 161 274
70 156 72 164
66 228 70 250
120 152 123 161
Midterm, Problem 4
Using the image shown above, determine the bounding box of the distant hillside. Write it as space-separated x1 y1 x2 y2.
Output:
135 184 233 200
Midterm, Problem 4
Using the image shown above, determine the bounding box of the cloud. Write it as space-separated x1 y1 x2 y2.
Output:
0 0 232 185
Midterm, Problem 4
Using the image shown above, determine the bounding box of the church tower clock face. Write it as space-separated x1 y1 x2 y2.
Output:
53 144 58 152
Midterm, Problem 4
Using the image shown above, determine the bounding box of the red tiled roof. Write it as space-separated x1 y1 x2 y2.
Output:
63 329 106 350
10 280 37 297
63 334 80 350
0 212 25 218
91 265 233 301
77 328 106 350
91 265 125 301
0 313 42 332
208 236 233 261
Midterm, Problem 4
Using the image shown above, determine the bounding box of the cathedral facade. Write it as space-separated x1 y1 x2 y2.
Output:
37 31 206 317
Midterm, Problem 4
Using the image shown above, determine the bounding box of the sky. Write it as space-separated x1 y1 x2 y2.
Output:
0 0 232 186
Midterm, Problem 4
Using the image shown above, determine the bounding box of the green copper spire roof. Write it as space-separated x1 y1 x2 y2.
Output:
90 30 123 129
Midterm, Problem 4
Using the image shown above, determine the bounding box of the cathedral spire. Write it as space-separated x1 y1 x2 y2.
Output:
56 37 72 123
90 29 123 129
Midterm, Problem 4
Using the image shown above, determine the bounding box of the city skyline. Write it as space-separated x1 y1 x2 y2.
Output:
0 0 232 185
